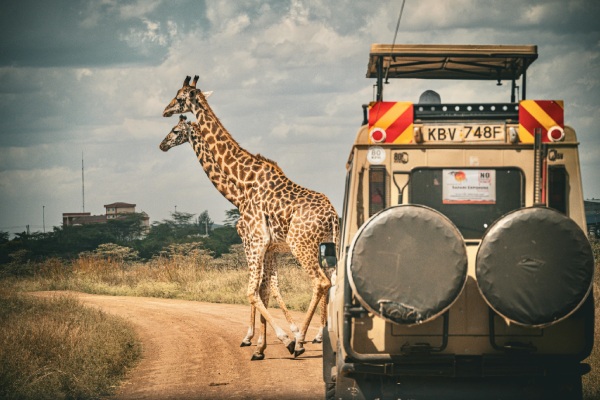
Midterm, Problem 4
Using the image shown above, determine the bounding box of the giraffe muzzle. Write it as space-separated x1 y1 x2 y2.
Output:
163 100 179 117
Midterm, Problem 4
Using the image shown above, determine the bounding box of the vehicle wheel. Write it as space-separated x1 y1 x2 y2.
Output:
348 205 467 325
325 382 336 400
477 206 594 327
322 325 336 396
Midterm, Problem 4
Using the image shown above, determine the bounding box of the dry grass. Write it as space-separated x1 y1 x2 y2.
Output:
11 244 313 312
0 287 141 399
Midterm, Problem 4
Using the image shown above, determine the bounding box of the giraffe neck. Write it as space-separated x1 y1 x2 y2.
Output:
188 127 244 209
190 99 263 199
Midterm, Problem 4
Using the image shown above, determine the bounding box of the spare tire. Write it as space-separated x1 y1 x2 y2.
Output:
476 207 594 328
348 205 468 325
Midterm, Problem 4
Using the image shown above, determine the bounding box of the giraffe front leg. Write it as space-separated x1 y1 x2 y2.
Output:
252 262 272 359
269 263 301 344
245 248 295 360
247 286 295 360
240 305 256 347
241 273 270 347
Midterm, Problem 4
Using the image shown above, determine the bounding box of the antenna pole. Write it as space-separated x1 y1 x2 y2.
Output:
384 0 406 85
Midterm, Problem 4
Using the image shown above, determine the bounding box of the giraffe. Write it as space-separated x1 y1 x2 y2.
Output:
159 115 299 350
162 75 339 360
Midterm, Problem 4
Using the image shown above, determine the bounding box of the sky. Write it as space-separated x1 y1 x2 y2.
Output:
0 0 599 236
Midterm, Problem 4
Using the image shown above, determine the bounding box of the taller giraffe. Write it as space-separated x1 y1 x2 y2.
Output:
163 76 339 359
160 115 302 351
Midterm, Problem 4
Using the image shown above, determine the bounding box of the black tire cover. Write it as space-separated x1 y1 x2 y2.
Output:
348 205 468 325
476 207 594 328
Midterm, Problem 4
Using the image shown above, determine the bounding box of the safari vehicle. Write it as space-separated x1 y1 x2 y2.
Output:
321 44 595 399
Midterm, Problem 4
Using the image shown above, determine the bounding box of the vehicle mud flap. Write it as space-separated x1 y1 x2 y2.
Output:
334 349 382 400
476 206 594 327
348 205 468 325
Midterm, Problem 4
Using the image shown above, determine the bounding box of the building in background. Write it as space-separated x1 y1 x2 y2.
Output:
104 202 137 219
63 202 149 232
62 212 105 226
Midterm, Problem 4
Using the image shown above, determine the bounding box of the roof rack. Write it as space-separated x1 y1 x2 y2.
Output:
368 44 538 102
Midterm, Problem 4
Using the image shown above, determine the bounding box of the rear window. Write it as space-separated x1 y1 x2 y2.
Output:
410 168 524 239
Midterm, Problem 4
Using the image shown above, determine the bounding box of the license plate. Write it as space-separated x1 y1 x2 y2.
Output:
422 124 505 142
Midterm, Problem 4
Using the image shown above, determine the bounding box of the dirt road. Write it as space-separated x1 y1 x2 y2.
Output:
39 292 324 400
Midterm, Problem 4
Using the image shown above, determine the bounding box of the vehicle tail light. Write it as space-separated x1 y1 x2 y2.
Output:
547 125 565 142
370 127 387 143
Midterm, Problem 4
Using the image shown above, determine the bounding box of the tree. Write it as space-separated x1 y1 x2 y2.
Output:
134 210 205 259
105 213 146 242
223 208 240 227
171 211 196 228
201 226 241 257
198 210 213 235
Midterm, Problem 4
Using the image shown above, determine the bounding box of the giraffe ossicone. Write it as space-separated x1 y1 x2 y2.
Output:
162 75 339 360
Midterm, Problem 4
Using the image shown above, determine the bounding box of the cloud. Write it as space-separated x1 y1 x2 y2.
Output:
120 17 178 54
1 0 599 237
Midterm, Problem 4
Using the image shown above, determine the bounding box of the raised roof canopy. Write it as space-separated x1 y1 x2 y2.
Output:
367 44 538 80
367 44 538 102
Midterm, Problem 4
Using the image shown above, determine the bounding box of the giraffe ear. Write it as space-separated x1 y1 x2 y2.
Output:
202 91 213 98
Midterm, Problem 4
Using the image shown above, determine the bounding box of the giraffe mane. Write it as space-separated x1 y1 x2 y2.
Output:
190 88 285 174
255 154 284 173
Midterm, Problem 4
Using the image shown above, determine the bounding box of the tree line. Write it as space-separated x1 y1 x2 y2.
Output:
0 209 242 266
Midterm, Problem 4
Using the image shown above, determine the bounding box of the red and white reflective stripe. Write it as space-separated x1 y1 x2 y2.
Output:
518 100 564 143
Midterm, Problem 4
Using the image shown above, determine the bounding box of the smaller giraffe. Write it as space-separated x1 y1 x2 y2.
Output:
160 115 300 351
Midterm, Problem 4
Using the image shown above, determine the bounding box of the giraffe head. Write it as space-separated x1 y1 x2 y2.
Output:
162 75 212 117
159 115 194 152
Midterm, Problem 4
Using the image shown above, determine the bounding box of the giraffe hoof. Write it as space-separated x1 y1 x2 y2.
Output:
294 348 306 358
286 340 296 355
251 352 265 361
240 341 252 347
312 338 323 344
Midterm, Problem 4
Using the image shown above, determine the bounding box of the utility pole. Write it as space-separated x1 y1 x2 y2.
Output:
82 152 85 212
43 205 45 233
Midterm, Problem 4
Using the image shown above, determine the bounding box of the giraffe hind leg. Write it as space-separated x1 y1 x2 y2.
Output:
312 291 329 343
292 251 331 357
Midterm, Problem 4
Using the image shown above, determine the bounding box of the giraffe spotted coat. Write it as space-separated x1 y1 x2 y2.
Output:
163 76 339 359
